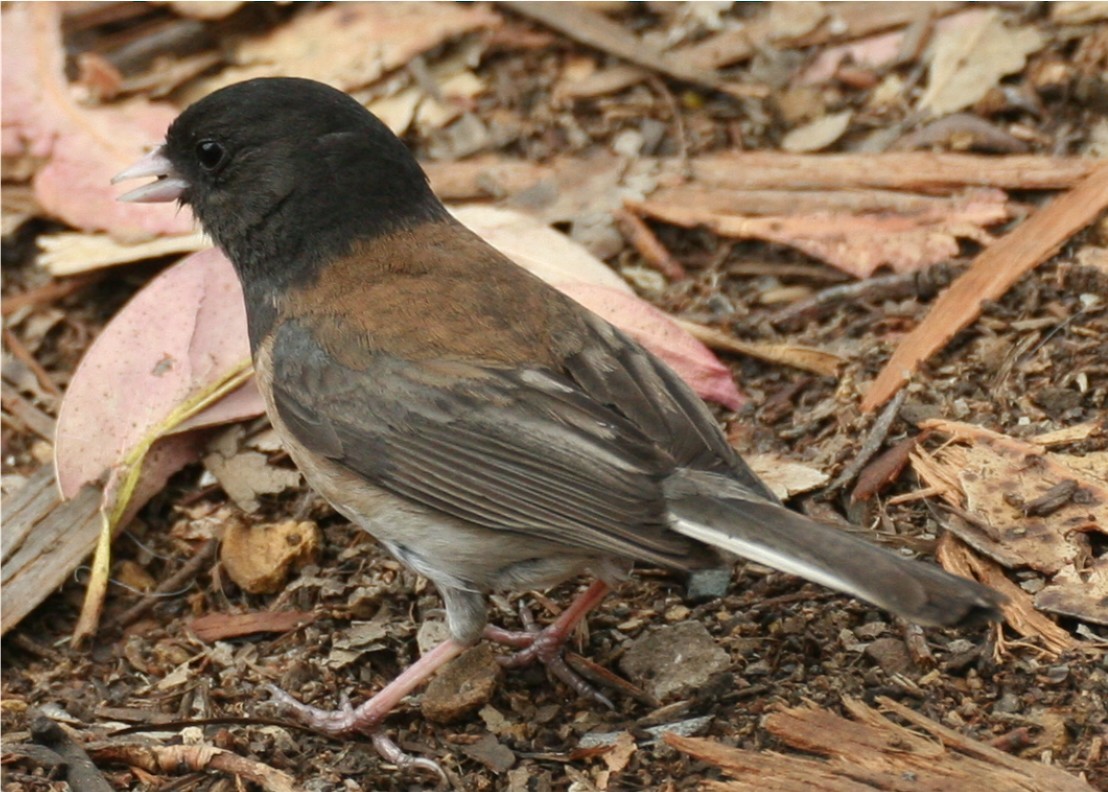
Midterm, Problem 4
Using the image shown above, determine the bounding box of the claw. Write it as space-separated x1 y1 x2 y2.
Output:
372 732 447 782
263 639 466 777
483 581 616 708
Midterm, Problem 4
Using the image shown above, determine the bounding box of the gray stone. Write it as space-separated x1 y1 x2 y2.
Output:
685 567 732 601
619 621 730 701
864 637 915 676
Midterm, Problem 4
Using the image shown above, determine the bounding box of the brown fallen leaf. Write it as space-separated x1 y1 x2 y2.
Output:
919 8 1045 116
746 455 830 501
203 426 302 513
184 3 501 100
1 4 193 238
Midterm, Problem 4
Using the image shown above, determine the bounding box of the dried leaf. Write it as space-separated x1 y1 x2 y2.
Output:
1 4 194 238
451 205 633 293
780 111 853 153
55 249 262 641
55 249 259 499
919 9 1045 116
37 231 208 276
802 28 906 83
747 455 830 500
186 3 500 100
1035 557 1108 626
203 426 302 513
167 2 243 20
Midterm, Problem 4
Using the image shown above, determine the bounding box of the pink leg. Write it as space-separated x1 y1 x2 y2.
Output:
267 638 465 776
483 579 613 707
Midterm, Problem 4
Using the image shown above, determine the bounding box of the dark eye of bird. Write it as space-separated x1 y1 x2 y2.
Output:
196 140 225 170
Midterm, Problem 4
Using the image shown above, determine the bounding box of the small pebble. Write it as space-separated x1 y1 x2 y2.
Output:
421 644 501 723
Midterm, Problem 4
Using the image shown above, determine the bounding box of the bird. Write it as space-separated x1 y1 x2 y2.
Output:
114 76 1004 773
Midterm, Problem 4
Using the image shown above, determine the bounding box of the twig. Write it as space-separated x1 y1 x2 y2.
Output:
0 380 56 440
769 264 962 330
3 327 62 397
826 390 907 493
31 715 114 792
2 274 101 316
107 539 219 630
646 74 690 176
614 207 686 280
902 621 935 669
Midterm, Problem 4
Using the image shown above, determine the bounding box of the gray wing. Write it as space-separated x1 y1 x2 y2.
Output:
269 314 766 568
560 312 776 501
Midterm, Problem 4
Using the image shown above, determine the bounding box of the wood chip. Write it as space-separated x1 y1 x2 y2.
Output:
667 695 1094 791
189 610 316 643
863 162 1108 411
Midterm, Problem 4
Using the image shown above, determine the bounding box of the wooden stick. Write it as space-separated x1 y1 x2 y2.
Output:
863 161 1108 411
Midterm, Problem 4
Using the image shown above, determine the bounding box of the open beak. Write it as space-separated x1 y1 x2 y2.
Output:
112 146 189 203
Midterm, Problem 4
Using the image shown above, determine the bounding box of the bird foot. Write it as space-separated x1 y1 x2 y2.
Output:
266 685 446 780
484 603 614 709
265 639 466 779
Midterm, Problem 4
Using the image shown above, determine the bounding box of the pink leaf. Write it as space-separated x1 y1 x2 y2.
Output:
1 4 193 238
55 249 262 499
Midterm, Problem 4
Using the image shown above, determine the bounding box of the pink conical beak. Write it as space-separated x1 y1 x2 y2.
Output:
112 146 189 203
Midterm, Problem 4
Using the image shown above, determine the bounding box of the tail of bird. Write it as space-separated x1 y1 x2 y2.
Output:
665 470 1004 627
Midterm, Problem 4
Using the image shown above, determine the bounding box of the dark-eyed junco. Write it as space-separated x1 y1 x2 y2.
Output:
115 77 1003 772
